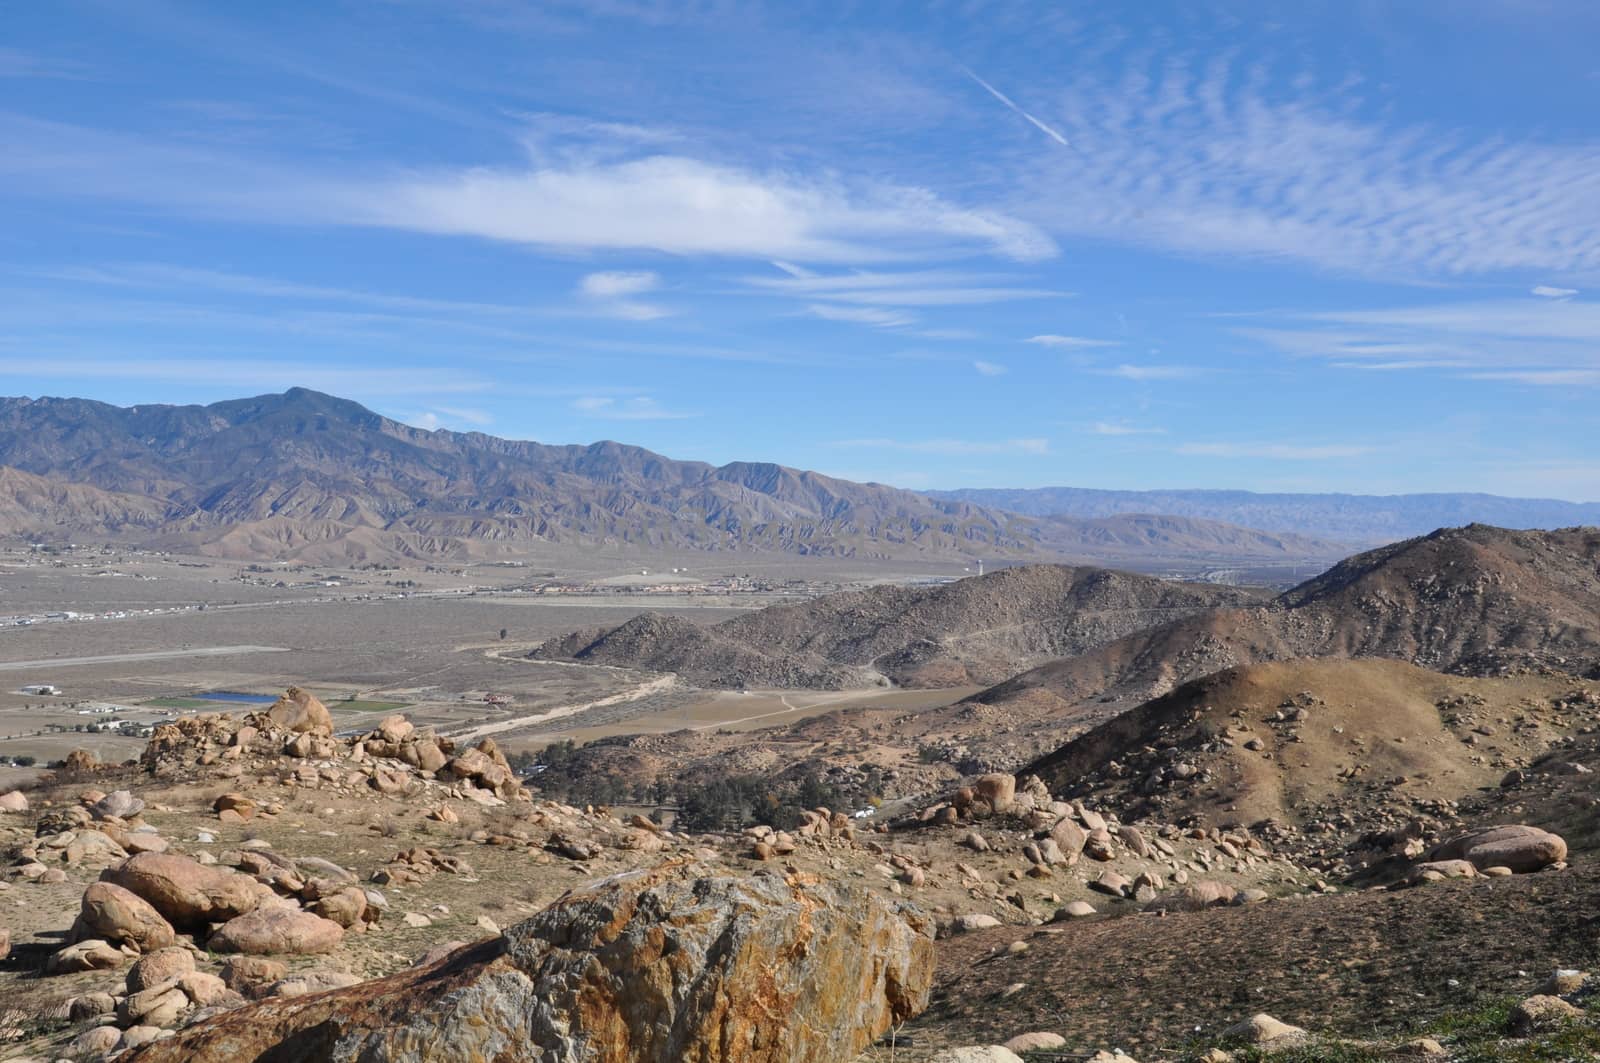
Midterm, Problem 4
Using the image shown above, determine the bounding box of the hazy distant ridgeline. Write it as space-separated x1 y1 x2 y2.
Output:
0 388 1351 566
931 486 1600 544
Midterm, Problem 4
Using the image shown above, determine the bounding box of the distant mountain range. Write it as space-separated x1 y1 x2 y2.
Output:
0 389 1348 567
930 486 1600 544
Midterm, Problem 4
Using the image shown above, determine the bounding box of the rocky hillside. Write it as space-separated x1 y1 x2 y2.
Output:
0 389 1352 566
0 684 1593 1060
1023 658 1593 843
533 564 1269 689
962 524 1600 727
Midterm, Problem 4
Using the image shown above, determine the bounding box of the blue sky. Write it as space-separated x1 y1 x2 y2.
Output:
3 1 1599 500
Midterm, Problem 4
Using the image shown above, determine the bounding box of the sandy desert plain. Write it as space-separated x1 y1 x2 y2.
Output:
0 542 994 785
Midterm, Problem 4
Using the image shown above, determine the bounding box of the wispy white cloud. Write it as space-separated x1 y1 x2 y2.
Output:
400 406 494 431
964 68 1071 147
740 266 1065 306
359 152 1056 263
1027 334 1119 349
1178 441 1374 460
434 405 494 426
28 261 542 318
1005 52 1600 278
0 356 484 395
832 437 1049 455
1532 285 1579 298
0 113 1057 265
1087 421 1165 436
576 270 670 320
1468 369 1600 386
1098 363 1204 380
973 360 1007 376
570 395 697 420
579 270 658 298
805 304 917 328
0 48 89 80
1242 298 1600 386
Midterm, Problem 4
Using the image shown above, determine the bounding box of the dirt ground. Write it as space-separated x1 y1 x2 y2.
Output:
871 863 1600 1059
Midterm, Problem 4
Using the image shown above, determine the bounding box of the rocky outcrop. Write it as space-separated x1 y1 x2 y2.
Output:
139 698 529 802
127 862 934 1062
265 686 334 735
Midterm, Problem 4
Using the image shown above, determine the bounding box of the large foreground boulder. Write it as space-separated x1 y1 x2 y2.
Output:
104 852 263 929
126 862 935 1063
1428 825 1567 873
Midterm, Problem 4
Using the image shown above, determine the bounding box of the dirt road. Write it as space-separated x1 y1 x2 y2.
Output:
0 645 289 672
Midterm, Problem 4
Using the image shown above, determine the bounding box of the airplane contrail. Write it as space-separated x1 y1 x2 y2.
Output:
963 67 1071 147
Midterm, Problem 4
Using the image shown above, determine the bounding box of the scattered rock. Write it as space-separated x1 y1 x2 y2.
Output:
208 905 345 955
1148 880 1238 912
1003 1031 1067 1052
1391 1037 1448 1057
74 881 178 953
266 970 362 999
118 981 190 1027
126 946 196 992
1508 994 1581 1035
179 970 232 1007
46 937 124 975
92 789 145 820
1089 870 1130 897
1221 1013 1307 1048
68 991 117 1020
219 956 288 997
104 852 263 929
71 1026 123 1056
1428 825 1567 874
1540 969 1588 996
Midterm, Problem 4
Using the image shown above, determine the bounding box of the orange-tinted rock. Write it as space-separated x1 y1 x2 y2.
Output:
126 862 935 1063
208 905 345 955
74 881 177 953
104 852 262 929
265 687 334 736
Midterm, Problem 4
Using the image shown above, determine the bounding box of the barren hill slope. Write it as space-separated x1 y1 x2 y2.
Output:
962 524 1600 728
0 466 175 535
533 563 1269 689
1023 657 1587 831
